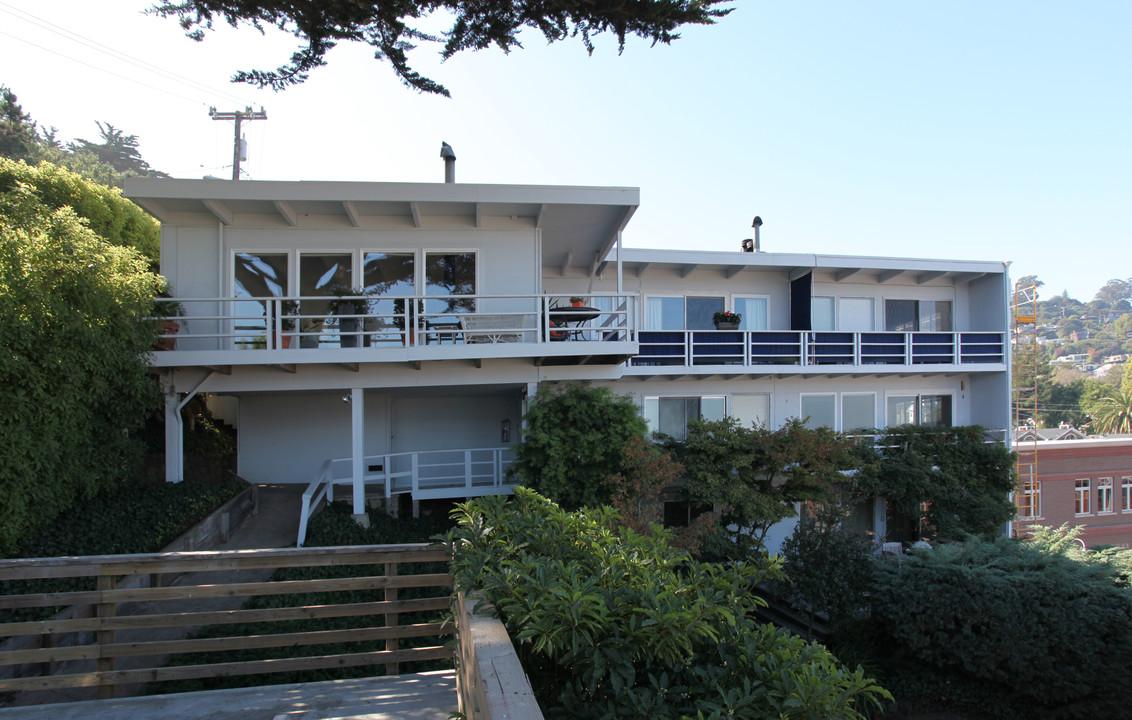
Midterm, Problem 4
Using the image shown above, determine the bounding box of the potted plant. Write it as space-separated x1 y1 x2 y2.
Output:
153 290 184 351
327 286 369 348
570 296 586 307
713 310 742 330
276 299 299 349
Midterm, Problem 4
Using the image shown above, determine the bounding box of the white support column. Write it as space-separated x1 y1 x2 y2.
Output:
616 232 623 294
164 384 183 484
351 388 367 520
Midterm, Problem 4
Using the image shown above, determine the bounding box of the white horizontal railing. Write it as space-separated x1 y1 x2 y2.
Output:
631 330 1005 368
297 446 516 546
152 293 636 353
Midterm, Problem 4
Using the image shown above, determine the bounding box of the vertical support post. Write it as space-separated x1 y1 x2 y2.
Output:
96 574 116 699
164 383 183 483
384 561 399 676
351 388 365 516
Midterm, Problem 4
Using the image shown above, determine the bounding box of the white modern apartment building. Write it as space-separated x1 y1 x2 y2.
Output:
125 175 1011 546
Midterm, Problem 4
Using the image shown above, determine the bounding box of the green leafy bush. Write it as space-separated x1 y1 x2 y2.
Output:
669 417 865 556
0 163 163 556
853 425 1015 539
0 158 160 261
509 383 648 510
778 517 877 635
862 532 1132 719
446 489 890 719
0 475 242 622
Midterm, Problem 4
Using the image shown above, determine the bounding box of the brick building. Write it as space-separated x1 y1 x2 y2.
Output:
1020 432 1132 547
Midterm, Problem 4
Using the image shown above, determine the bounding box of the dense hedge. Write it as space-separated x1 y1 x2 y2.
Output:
0 475 242 622
853 425 1016 539
509 383 648 510
447 489 890 719
0 171 164 556
0 158 160 262
859 532 1132 719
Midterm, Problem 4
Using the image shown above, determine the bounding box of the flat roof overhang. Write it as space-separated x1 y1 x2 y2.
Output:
124 178 639 276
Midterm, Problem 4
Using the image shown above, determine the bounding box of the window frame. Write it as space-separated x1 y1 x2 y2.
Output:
884 298 954 332
799 392 837 430
841 392 877 433
732 294 770 331
1123 477 1132 513
884 392 955 428
1075 478 1092 516
1098 477 1115 514
643 395 727 441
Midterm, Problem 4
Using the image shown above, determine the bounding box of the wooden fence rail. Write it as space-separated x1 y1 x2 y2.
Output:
0 544 453 702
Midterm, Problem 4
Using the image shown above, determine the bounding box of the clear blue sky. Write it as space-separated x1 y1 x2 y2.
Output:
2 0 1128 301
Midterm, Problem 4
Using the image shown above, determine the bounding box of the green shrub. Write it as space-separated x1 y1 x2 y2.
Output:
853 425 1016 539
0 166 163 555
670 417 864 556
446 488 890 719
509 383 648 510
778 517 877 635
0 475 242 622
862 532 1132 719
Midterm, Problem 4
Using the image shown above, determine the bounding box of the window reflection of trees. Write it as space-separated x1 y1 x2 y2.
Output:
425 252 475 314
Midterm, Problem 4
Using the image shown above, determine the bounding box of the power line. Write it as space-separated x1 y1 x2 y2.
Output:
0 2 255 107
0 30 208 107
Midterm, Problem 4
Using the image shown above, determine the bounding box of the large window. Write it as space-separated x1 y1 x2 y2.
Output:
644 396 726 441
839 298 875 331
1098 478 1114 514
233 252 288 347
812 297 835 331
886 394 953 427
1075 479 1091 515
364 252 414 343
842 394 876 432
1124 477 1132 512
885 299 952 332
800 394 836 430
734 297 768 331
424 251 475 314
732 394 771 428
645 296 725 331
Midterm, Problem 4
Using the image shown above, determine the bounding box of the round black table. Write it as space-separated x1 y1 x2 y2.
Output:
548 306 600 340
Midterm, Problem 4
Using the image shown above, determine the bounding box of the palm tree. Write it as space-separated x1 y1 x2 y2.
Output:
1088 387 1132 434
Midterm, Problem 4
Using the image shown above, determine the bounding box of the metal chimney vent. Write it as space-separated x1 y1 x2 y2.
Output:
440 142 456 183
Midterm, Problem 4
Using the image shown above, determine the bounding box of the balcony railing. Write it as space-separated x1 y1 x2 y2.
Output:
152 294 636 354
299 447 516 546
630 330 1005 368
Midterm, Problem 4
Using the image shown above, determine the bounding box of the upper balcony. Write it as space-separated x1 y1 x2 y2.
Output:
627 329 1006 375
151 293 638 369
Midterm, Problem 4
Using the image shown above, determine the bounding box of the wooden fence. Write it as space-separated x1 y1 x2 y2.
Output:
0 544 452 701
455 591 544 720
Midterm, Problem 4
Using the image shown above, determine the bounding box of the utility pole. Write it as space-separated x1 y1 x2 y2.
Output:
209 106 267 180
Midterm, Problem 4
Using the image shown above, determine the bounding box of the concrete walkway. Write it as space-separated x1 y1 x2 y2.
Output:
0 670 458 720
0 485 459 718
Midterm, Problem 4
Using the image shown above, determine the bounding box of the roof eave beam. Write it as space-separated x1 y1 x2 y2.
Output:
410 202 423 228
343 201 362 227
835 268 862 282
273 201 298 227
917 271 947 284
561 250 573 278
878 269 905 283
203 199 233 225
